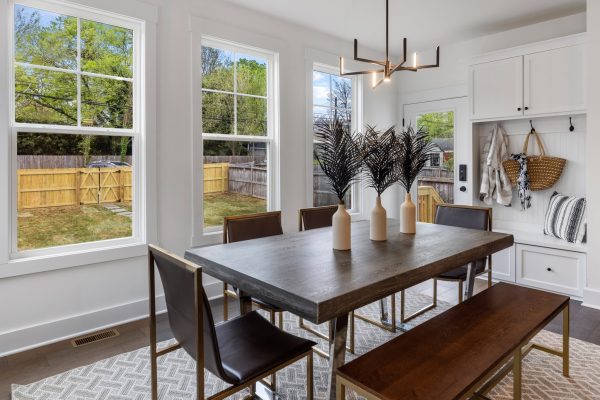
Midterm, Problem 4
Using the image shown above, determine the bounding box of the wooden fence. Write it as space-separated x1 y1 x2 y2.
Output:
418 167 454 204
417 185 445 223
204 163 230 194
18 155 133 169
18 167 132 210
229 165 267 199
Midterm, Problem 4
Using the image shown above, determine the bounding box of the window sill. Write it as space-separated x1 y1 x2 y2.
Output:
0 242 148 279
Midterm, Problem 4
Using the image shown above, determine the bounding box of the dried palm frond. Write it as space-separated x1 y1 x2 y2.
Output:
362 125 401 196
396 125 436 193
313 116 363 203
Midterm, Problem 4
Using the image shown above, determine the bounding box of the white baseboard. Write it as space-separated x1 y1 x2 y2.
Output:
0 281 222 357
582 287 600 310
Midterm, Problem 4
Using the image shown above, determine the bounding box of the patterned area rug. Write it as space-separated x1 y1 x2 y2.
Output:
12 292 600 400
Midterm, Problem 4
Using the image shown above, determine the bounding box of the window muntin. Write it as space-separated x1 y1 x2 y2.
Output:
10 1 142 257
312 68 356 210
201 39 274 232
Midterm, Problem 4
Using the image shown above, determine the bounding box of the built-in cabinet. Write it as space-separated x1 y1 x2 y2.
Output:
470 34 586 121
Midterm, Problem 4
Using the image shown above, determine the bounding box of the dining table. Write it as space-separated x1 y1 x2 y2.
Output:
185 220 514 400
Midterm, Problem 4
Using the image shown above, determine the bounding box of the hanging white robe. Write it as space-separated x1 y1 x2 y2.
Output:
479 124 512 206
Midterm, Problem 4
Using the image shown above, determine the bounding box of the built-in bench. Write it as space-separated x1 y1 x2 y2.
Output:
336 283 569 400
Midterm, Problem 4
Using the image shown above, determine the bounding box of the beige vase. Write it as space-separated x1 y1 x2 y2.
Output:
400 192 416 234
332 203 351 250
370 196 387 241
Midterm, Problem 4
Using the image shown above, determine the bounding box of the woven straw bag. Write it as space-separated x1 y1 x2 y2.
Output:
502 130 566 191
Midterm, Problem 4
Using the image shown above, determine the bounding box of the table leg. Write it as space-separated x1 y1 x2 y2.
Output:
238 290 253 315
464 261 476 300
327 313 349 400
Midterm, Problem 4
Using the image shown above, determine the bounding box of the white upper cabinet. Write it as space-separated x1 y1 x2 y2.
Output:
470 56 523 120
469 34 586 121
524 45 586 116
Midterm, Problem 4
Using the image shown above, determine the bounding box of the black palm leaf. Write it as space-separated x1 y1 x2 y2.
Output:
313 116 363 203
396 125 436 193
362 125 401 196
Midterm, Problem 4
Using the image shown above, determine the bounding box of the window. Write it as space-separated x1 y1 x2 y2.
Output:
312 66 359 210
10 1 142 256
201 38 276 231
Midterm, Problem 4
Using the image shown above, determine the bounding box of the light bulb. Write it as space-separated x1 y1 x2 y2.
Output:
384 76 391 83
413 52 418 68
372 71 377 87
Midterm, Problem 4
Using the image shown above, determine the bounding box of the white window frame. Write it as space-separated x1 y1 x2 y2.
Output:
7 0 145 260
199 36 279 235
310 63 362 215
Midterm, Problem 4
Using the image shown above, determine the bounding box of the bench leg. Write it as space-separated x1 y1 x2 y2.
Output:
513 348 522 400
563 303 570 377
336 379 345 400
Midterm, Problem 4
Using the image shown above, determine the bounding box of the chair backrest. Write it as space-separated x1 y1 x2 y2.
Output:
298 205 338 231
434 204 492 232
149 246 235 384
223 211 283 243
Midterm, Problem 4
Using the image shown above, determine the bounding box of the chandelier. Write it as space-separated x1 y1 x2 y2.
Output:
339 0 440 88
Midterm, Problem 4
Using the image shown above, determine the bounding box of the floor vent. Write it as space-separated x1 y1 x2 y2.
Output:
71 329 119 348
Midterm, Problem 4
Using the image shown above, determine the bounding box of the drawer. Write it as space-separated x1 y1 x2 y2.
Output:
492 246 515 282
516 244 585 297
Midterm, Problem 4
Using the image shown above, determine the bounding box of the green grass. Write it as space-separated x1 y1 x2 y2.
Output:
18 205 132 251
204 192 266 228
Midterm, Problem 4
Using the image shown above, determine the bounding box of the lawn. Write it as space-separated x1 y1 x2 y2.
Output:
18 205 132 251
204 192 266 228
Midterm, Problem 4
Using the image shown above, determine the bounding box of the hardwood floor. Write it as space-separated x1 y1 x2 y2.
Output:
2 281 600 400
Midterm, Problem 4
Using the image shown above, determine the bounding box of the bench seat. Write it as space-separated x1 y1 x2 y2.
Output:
336 282 569 400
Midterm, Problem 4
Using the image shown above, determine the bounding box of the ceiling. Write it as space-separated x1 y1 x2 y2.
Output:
220 0 585 51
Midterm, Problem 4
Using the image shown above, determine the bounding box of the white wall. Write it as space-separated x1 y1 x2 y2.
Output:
584 0 600 309
0 0 397 355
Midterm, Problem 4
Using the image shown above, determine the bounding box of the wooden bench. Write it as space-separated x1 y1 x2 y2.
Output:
336 282 569 400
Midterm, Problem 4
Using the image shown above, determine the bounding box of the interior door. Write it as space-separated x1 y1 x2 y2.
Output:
403 97 470 222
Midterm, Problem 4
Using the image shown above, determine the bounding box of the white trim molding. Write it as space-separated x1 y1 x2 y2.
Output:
583 287 600 310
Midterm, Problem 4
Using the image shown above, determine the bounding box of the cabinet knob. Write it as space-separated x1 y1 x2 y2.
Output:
524 106 529 111
546 267 553 272
517 107 522 111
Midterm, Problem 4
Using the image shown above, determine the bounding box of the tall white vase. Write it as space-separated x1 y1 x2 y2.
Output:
332 203 351 250
400 192 416 234
370 196 387 241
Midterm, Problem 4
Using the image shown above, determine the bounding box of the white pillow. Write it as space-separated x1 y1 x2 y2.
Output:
543 191 586 244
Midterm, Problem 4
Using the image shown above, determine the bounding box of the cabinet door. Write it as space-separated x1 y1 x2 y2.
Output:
491 245 515 282
470 56 523 120
524 45 586 116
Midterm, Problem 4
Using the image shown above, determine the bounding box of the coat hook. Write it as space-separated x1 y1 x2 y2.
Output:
530 120 535 132
569 117 575 132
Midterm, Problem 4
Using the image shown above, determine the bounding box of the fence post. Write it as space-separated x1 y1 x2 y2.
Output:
221 164 226 193
75 169 81 205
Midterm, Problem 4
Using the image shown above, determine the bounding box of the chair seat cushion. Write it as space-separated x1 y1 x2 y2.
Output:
216 311 316 383
438 259 487 280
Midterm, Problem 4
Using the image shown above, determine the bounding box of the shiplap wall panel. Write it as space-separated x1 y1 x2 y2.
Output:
476 115 586 230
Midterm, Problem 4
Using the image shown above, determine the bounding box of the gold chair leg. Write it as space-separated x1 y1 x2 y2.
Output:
349 311 355 354
487 268 493 288
391 294 396 333
223 282 229 321
307 351 314 400
458 280 464 304
513 348 522 400
400 280 437 324
337 379 345 400
563 304 570 377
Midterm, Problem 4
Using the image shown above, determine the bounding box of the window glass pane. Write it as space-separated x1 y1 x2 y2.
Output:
14 5 77 70
81 19 133 78
202 91 234 134
331 75 352 109
17 133 134 251
15 65 77 125
81 76 133 128
203 140 267 229
312 70 330 107
236 53 267 96
201 46 234 92
237 96 267 136
415 111 455 210
312 105 331 122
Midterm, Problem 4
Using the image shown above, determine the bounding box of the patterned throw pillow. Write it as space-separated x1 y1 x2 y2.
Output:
543 191 586 243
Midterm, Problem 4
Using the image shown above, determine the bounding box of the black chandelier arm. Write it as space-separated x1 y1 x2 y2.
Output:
339 66 385 77
414 46 440 69
353 39 387 66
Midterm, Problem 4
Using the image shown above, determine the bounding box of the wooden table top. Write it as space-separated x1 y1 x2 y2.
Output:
185 220 514 324
336 282 569 400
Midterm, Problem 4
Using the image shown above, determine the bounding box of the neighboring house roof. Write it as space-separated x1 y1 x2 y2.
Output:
431 138 454 152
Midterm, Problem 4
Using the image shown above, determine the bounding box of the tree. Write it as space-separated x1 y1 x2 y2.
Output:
416 111 454 139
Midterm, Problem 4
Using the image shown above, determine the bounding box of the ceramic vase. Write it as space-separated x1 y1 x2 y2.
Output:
332 203 351 250
400 192 416 234
370 196 387 241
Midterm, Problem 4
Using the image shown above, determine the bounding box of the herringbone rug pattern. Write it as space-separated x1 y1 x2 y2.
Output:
12 292 600 399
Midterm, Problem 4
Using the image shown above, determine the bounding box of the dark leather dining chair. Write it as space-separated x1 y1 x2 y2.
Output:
148 245 315 400
297 205 356 358
399 204 493 323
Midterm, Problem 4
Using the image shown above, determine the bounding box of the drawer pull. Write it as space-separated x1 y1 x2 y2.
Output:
546 267 553 272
